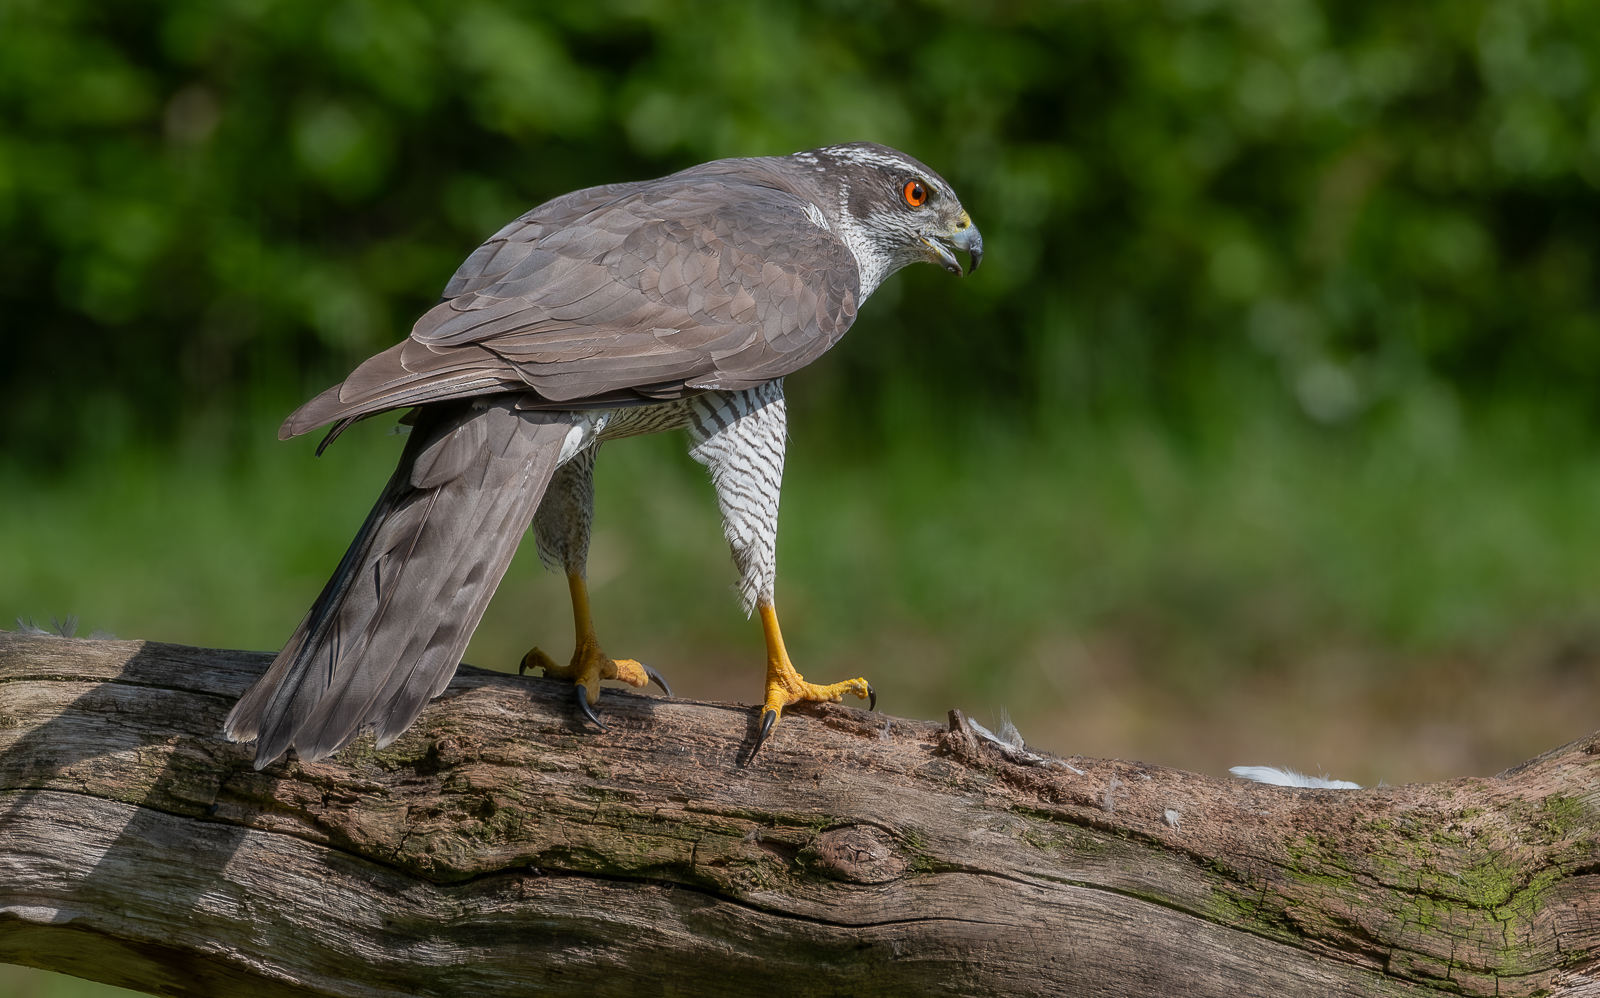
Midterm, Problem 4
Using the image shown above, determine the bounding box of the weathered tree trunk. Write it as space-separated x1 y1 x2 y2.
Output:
0 631 1597 997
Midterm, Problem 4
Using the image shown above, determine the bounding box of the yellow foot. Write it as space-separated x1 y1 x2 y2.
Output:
521 643 671 730
520 573 672 731
755 604 874 752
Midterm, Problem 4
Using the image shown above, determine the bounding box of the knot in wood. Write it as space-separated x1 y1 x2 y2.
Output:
806 825 906 884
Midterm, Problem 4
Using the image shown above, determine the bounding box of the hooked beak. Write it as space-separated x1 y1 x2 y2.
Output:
924 215 984 277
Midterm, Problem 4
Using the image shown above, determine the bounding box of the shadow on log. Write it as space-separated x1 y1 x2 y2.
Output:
1 631 1598 996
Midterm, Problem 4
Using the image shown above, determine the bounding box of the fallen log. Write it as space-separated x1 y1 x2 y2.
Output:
0 631 1597 996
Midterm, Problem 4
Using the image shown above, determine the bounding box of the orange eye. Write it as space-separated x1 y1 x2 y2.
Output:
903 180 927 207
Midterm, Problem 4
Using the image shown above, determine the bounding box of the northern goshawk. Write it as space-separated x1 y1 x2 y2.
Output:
224 142 982 768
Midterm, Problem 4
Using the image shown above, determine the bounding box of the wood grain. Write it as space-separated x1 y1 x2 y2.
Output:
2 632 1597 996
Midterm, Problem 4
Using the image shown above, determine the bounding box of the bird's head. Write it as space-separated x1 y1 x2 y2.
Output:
789 142 983 296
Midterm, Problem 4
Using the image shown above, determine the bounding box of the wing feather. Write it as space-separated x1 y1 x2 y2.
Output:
283 162 861 437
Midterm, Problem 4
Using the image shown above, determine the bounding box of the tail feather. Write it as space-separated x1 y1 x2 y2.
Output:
221 482 402 748
296 445 553 759
225 397 574 768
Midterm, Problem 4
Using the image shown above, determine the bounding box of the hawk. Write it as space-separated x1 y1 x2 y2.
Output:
224 142 982 768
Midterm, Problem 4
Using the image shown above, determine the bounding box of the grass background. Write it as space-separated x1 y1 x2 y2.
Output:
9 369 1599 789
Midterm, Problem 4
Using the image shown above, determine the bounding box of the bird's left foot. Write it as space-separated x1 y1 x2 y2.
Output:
524 571 671 729
752 604 873 755
521 639 671 731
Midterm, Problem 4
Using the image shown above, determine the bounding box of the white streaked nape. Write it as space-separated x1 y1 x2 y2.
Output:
817 143 916 172
1230 766 1362 790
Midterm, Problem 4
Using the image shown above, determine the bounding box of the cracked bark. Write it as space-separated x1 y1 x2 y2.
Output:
1 631 1598 997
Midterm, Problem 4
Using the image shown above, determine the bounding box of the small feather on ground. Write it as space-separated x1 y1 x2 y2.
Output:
1230 765 1361 790
965 710 1086 774
12 615 114 639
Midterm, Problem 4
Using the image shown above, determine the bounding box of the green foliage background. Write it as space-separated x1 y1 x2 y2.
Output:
7 0 1600 780
12 0 1600 457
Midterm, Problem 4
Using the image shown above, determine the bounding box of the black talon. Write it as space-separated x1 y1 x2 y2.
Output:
867 684 877 712
575 685 608 731
642 663 673 697
752 708 778 757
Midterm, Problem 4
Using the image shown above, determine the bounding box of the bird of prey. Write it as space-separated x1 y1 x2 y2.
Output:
224 142 982 769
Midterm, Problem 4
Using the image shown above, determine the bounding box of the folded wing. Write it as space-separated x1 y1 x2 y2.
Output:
283 169 860 439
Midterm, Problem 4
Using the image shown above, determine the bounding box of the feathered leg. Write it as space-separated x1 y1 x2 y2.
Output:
686 381 872 751
224 397 574 769
520 445 670 727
